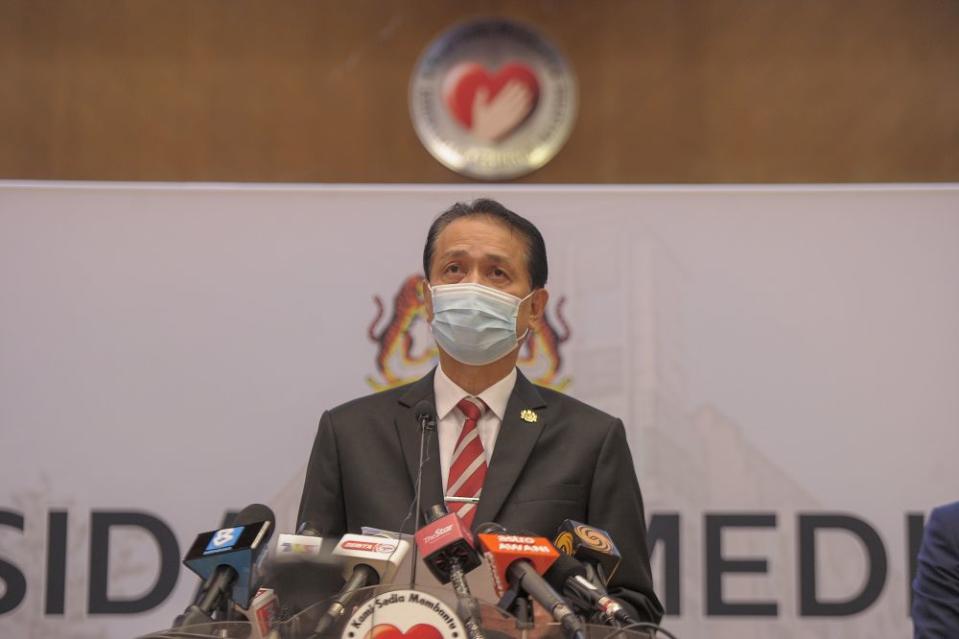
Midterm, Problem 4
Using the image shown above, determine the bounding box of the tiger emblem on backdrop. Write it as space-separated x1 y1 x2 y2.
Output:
366 274 571 391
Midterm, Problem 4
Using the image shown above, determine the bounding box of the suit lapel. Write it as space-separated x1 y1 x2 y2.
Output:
472 370 548 529
395 370 445 518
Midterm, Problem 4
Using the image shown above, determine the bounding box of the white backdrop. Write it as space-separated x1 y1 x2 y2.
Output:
1 182 957 638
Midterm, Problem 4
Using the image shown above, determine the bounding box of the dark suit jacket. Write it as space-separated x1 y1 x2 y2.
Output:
298 368 664 623
913 501 959 638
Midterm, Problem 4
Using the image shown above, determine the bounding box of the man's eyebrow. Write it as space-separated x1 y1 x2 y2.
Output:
437 249 513 263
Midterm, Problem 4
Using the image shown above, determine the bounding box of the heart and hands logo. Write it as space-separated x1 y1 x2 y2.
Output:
442 62 540 143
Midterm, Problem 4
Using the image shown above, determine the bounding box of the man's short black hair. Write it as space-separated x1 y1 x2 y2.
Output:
423 198 548 289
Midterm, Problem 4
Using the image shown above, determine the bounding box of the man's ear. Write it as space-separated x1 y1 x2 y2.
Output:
529 288 549 324
423 279 434 322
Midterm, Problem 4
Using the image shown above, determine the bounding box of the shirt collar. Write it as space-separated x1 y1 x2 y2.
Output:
433 364 517 422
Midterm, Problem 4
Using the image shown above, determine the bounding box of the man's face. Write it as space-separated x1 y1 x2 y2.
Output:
425 215 547 341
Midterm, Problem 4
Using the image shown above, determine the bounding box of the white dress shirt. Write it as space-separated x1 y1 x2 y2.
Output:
433 364 518 492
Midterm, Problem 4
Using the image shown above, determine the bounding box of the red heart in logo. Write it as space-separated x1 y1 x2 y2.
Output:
364 623 445 639
442 61 540 138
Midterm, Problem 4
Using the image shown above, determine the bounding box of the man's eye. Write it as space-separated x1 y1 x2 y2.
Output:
491 268 509 280
445 263 461 273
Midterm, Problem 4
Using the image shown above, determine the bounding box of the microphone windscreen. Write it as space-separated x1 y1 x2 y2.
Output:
544 552 587 590
263 549 344 621
232 503 276 544
233 503 276 526
475 521 506 534
413 400 437 428
425 503 448 524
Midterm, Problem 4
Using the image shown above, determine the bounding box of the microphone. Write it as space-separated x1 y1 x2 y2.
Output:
477 527 586 639
177 503 276 628
415 504 484 639
309 533 411 637
414 399 437 431
275 530 332 560
544 553 636 626
296 520 322 537
233 587 280 639
553 520 622 585
264 530 342 624
416 504 482 583
409 399 437 586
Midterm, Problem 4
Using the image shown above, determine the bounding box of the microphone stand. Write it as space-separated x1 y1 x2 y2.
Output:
449 562 486 639
497 580 534 633
410 410 435 587
174 566 235 628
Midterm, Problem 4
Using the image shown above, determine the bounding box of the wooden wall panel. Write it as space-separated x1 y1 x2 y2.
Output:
1 0 956 182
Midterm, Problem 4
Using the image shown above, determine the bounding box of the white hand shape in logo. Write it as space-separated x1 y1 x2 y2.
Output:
470 80 534 143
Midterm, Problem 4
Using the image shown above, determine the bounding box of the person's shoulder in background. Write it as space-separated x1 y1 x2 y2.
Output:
912 500 959 638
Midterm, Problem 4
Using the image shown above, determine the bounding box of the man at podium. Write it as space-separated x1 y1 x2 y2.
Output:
298 199 663 623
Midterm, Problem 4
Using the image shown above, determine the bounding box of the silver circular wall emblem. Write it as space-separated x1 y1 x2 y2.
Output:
409 19 578 180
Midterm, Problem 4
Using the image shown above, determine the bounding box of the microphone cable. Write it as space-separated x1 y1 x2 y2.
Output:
391 400 437 588
611 621 681 639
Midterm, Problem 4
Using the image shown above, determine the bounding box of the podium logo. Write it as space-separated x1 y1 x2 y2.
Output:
409 18 577 180
343 590 464 639
367 274 572 391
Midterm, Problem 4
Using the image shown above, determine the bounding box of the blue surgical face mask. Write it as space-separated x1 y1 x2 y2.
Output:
428 282 533 366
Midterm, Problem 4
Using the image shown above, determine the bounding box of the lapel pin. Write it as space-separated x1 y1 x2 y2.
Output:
520 409 538 423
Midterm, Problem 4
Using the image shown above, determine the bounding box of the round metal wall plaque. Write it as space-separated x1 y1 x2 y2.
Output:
409 19 578 180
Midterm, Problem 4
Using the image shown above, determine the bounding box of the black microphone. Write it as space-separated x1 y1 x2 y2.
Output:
176 503 276 628
409 399 437 586
553 520 622 585
416 504 485 639
476 526 587 639
545 553 636 626
414 399 437 431
263 529 342 625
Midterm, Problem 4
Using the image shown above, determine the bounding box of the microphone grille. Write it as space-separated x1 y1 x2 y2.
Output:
475 521 506 534
233 503 276 527
426 503 448 523
544 552 586 589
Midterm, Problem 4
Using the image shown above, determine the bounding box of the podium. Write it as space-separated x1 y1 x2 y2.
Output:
136 585 656 639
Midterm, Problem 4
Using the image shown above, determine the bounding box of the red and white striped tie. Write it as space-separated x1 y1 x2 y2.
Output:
446 397 487 528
